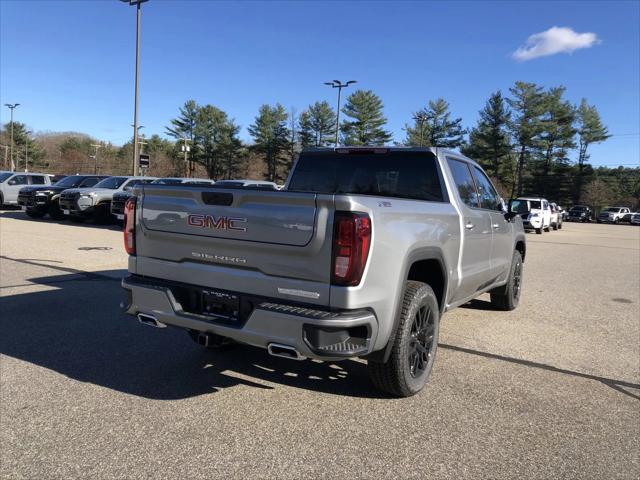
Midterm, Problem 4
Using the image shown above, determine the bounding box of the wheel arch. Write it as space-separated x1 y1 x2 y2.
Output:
366 247 448 363
515 237 526 263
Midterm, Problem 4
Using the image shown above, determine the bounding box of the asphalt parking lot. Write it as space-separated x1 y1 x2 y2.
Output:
1 210 639 479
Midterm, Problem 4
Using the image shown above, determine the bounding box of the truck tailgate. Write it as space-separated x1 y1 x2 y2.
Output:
135 186 335 303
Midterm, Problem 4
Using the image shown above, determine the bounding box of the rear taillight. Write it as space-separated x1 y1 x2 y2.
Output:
124 197 136 255
331 212 372 286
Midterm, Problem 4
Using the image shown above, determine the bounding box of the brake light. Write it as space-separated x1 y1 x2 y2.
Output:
331 212 372 286
124 197 136 255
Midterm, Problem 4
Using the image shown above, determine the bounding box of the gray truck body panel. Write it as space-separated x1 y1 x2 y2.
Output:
123 147 525 359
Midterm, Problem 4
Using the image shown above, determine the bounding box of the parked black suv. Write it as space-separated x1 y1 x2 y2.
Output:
566 205 593 223
18 175 107 219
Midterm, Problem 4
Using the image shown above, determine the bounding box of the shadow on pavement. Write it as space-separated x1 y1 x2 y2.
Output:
459 298 497 311
0 265 382 400
440 343 640 401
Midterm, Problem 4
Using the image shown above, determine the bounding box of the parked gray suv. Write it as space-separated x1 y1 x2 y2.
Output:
121 148 526 397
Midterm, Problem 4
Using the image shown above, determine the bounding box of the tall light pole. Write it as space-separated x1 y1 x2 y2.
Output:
324 80 356 147
181 138 191 177
121 0 148 176
90 143 102 174
4 103 19 171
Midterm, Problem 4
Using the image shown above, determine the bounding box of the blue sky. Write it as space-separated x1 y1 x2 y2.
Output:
1 0 638 167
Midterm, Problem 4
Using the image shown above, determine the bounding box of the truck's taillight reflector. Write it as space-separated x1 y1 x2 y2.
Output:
124 197 136 255
331 212 371 286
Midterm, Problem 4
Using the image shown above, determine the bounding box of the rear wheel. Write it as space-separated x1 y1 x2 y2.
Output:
368 281 439 397
490 250 523 311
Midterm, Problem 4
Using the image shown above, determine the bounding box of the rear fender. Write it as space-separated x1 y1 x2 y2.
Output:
366 247 448 363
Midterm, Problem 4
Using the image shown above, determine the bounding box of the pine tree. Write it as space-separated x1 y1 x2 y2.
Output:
1 122 46 171
299 101 336 147
248 104 290 182
575 99 610 202
507 82 546 197
166 100 199 142
535 87 576 197
340 90 392 146
406 98 465 148
192 105 240 179
462 91 512 182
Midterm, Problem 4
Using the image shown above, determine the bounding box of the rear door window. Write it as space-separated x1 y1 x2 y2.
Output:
30 175 46 185
289 151 445 202
447 158 479 208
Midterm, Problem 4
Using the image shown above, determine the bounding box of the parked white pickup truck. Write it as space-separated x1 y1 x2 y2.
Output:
0 171 52 205
597 207 631 224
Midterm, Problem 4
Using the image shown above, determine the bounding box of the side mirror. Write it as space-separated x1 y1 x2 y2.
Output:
505 199 519 221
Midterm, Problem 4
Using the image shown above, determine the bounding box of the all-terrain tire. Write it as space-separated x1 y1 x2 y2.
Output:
49 201 65 220
490 250 524 311
368 281 440 397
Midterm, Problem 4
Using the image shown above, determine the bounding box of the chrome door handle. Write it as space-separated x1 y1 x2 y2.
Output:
492 223 500 229
465 222 474 230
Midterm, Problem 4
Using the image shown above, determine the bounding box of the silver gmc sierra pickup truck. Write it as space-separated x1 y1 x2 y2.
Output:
121 147 526 397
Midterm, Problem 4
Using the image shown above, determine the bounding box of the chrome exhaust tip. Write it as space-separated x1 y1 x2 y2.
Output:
267 343 306 361
137 313 166 328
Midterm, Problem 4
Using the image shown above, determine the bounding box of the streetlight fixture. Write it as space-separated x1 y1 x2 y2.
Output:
4 103 20 171
121 0 148 176
90 142 103 174
324 80 356 147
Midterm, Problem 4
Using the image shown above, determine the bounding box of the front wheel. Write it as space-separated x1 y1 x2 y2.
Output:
552 222 558 231
535 226 543 234
490 250 523 311
49 201 65 220
368 281 440 397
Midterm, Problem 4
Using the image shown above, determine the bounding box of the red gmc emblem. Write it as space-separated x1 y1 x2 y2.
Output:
187 214 247 232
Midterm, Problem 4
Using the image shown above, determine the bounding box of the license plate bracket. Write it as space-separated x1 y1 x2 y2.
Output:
201 289 240 321
63 209 70 215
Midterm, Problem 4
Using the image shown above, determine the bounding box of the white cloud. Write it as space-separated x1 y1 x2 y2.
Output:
512 26 599 61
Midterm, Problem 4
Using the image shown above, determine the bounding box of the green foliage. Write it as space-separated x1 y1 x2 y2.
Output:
575 99 610 202
248 104 290 181
340 90 392 146
462 91 512 179
507 81 547 196
405 98 465 148
166 100 199 142
193 105 242 179
528 87 576 197
1 122 46 171
299 101 336 148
